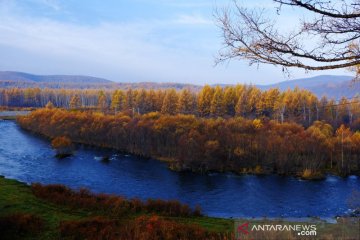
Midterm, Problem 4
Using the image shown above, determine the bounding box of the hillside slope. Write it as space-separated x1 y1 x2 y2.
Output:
258 75 359 99
1 71 359 99
0 71 113 84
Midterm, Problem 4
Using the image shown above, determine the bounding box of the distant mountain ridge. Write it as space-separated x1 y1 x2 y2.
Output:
0 71 199 90
260 75 353 89
257 75 359 99
0 71 359 99
0 71 113 84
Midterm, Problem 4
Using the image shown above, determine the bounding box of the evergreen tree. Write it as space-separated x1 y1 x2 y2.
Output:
97 91 107 112
111 90 125 113
69 95 82 109
197 85 213 117
177 89 195 114
161 89 178 115
223 87 237 116
210 86 225 117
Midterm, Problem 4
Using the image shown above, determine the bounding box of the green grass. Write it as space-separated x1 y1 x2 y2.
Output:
0 116 17 120
169 216 233 233
1 176 358 240
0 177 93 239
0 176 234 239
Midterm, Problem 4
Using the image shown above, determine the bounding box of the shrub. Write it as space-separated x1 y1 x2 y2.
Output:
59 216 119 240
0 213 44 240
302 169 313 179
59 215 231 240
301 169 324 180
51 136 73 158
122 215 229 240
31 183 202 217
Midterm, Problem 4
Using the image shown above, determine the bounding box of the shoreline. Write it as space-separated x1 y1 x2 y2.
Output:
22 132 360 180
0 175 354 222
0 173 357 220
16 109 360 180
8 118 360 180
0 176 233 239
0 110 31 120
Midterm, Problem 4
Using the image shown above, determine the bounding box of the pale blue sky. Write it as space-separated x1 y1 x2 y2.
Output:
0 0 349 84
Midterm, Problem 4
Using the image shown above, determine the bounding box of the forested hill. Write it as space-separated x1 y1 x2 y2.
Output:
0 71 199 90
258 75 358 99
0 71 115 89
0 71 112 83
0 71 359 99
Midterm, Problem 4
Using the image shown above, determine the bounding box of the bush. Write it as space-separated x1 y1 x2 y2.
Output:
302 169 313 179
31 183 202 217
59 215 230 240
59 217 119 240
51 136 73 158
300 169 325 180
122 215 228 240
0 213 44 240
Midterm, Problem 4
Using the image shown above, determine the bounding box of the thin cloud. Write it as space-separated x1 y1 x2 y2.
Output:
175 14 212 25
0 10 222 83
134 0 214 8
40 0 61 11
0 0 348 84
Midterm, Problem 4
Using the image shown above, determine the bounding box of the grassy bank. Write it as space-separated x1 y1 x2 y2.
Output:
0 176 233 239
0 116 17 120
0 110 31 120
0 177 359 239
0 177 95 239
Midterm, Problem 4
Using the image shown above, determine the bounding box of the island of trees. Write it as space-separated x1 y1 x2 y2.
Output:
15 85 360 179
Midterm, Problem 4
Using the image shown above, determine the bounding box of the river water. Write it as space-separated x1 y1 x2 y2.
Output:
0 120 359 218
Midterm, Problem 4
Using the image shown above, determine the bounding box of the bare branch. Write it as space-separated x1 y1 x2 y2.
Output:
216 0 360 74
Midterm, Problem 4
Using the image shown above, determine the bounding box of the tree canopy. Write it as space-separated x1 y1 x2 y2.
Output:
18 108 360 177
216 0 360 76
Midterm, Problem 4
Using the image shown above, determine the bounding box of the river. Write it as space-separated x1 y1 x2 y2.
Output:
0 120 359 218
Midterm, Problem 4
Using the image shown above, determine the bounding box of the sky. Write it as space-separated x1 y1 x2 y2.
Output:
0 0 350 85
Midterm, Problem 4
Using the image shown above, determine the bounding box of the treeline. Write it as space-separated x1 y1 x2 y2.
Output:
18 109 360 177
0 88 100 108
2 86 360 127
0 80 199 91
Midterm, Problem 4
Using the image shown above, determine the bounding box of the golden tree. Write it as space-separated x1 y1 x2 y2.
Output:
51 136 73 158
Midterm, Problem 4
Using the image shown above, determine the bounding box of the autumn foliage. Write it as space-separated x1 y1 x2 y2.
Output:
31 183 202 217
3 85 360 129
28 183 233 239
59 215 230 240
0 213 44 240
18 108 360 176
59 217 120 240
121 215 228 240
51 136 73 158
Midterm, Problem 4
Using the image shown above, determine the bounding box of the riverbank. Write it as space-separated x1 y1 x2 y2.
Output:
3 119 358 219
0 110 31 120
1 177 359 240
0 176 233 239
